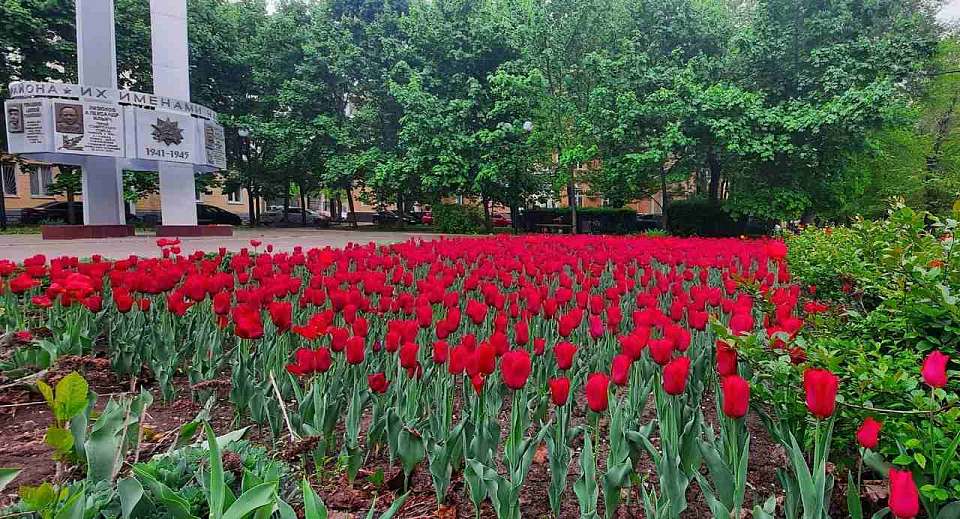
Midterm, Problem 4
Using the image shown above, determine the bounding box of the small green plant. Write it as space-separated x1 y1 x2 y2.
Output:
36 371 90 462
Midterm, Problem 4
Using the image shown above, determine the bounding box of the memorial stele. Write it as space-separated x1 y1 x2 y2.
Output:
3 0 226 229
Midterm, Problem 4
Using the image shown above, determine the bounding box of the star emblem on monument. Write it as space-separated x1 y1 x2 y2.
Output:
151 117 185 146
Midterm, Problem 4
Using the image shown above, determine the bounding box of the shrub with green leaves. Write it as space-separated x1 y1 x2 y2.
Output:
432 203 486 234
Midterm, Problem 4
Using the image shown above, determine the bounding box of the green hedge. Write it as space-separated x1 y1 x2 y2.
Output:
433 203 485 234
666 198 771 236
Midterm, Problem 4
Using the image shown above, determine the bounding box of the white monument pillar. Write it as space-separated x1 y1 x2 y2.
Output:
151 0 199 226
76 0 126 225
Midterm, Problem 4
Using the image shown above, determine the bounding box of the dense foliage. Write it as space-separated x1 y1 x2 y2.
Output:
0 0 954 222
783 206 960 508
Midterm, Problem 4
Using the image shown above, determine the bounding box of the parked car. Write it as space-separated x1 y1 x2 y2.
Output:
196 203 243 226
421 211 433 225
260 206 330 227
491 213 512 227
20 201 139 225
373 210 420 225
636 214 664 232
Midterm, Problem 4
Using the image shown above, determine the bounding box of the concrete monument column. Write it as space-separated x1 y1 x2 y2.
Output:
76 0 126 225
151 0 199 226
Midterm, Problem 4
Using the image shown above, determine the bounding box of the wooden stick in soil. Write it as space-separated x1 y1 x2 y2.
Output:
269 371 299 442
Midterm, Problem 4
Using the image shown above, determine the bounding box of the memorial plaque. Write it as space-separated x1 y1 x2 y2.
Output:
203 121 226 169
5 99 52 153
135 109 196 164
53 101 124 156
6 103 23 133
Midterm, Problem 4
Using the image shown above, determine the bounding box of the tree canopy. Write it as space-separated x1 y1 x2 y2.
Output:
0 0 953 222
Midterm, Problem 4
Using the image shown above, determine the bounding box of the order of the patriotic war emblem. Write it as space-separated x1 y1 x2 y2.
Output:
151 117 184 146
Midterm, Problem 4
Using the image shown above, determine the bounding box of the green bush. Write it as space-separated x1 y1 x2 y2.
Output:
433 203 485 234
666 198 772 236
780 204 960 508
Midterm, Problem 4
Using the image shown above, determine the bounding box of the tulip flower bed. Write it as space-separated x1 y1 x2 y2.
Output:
0 233 955 518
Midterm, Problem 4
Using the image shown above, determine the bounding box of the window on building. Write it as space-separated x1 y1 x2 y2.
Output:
1 163 16 196
29 166 53 196
227 188 242 203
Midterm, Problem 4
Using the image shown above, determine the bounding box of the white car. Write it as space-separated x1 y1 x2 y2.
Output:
261 206 330 227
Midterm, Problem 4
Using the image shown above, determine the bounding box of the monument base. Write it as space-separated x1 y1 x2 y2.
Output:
155 225 233 237
41 225 136 240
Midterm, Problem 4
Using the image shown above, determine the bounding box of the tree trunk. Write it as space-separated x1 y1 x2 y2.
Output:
247 182 256 227
397 193 405 230
707 150 722 203
481 193 492 232
299 185 307 227
659 164 670 231
925 91 959 207
282 186 290 225
0 185 7 231
566 171 577 234
346 188 357 228
510 203 519 233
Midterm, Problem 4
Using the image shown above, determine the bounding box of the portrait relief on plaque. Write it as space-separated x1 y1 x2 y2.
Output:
6 103 24 133
55 102 84 134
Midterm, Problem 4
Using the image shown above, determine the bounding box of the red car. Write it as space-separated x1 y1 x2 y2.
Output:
492 213 512 227
421 211 433 225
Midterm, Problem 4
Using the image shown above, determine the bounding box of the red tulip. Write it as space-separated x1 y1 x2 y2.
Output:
368 372 390 394
803 368 838 419
475 342 497 375
730 312 754 335
857 417 882 450
514 320 529 345
921 350 949 388
399 341 419 369
716 340 738 376
345 336 365 364
554 341 577 370
267 301 292 332
548 377 570 406
501 349 532 390
611 354 632 386
432 340 448 364
533 337 546 356
649 338 673 366
721 375 750 418
662 356 691 395
9 273 39 294
470 373 485 394
114 289 134 313
888 469 919 519
585 372 610 412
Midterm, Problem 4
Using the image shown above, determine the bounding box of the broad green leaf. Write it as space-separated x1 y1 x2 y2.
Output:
379 491 410 519
133 466 198 519
119 477 144 519
53 488 86 519
20 482 57 510
54 372 89 421
0 468 21 492
301 478 327 519
222 481 278 519
938 502 960 519
37 380 55 409
205 422 226 519
45 426 75 454
846 472 863 519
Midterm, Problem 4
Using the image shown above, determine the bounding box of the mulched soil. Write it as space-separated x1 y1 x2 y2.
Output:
1 355 854 518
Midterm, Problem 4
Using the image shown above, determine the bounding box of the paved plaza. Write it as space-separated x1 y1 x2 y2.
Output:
0 228 447 262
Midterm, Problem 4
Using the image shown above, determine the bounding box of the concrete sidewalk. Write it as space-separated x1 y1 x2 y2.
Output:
0 228 447 262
